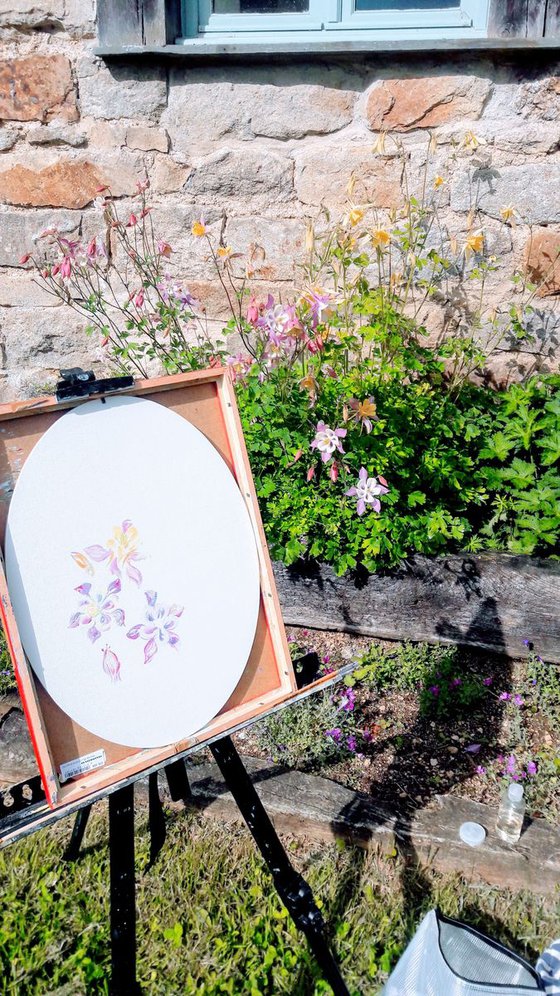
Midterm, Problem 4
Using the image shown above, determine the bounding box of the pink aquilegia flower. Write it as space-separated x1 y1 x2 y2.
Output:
226 353 252 384
127 590 184 664
310 421 346 463
69 579 125 644
345 467 389 516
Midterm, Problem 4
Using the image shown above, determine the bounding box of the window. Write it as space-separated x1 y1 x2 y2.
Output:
180 0 489 41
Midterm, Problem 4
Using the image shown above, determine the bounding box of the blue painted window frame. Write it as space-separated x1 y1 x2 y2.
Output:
180 0 488 39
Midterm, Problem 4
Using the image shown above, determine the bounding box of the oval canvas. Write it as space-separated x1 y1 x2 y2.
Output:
5 396 261 748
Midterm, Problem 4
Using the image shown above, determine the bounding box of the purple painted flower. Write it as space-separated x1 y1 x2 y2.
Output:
325 727 342 743
127 590 184 664
69 579 125 644
345 467 389 516
310 421 346 463
483 677 493 686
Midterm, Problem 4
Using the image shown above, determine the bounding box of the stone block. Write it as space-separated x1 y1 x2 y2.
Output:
0 306 94 373
451 164 560 225
150 157 191 193
0 271 60 307
294 144 402 208
516 77 560 122
164 75 356 154
62 0 96 38
0 207 82 266
225 217 305 281
525 229 560 297
0 156 145 208
0 56 77 124
0 1 64 32
77 58 167 122
365 75 491 132
0 130 17 153
26 124 87 148
185 149 294 205
126 125 169 153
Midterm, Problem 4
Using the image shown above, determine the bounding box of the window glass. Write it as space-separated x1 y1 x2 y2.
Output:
354 0 459 9
214 0 309 11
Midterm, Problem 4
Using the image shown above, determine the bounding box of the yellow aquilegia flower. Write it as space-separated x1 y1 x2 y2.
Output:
371 229 391 251
217 245 232 258
465 230 484 257
500 205 516 224
347 206 364 228
191 220 206 237
433 175 445 189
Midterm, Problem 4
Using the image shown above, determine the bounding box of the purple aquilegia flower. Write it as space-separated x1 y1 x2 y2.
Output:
325 727 342 743
127 590 184 664
310 421 346 463
69 579 125 644
338 688 356 713
345 467 388 516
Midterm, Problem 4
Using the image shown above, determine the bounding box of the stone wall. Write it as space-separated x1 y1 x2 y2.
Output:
0 2 559 398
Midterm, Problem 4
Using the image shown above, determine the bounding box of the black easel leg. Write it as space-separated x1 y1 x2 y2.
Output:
63 803 92 861
210 737 350 996
165 759 192 803
109 784 140 996
148 772 166 868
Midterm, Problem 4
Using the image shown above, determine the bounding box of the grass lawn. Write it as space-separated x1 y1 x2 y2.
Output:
0 805 559 995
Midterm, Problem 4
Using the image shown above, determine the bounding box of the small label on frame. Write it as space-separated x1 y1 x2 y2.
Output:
59 748 106 783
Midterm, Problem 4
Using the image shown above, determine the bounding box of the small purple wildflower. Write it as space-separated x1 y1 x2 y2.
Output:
483 677 493 686
514 694 525 707
476 765 486 776
527 760 538 776
465 744 481 754
499 692 511 701
338 688 356 713
450 678 462 688
346 735 357 753
428 685 440 696
325 727 342 743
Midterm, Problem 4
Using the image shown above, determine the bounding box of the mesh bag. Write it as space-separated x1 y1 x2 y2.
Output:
383 909 545 995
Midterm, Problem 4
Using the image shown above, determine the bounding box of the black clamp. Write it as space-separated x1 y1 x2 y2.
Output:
56 368 134 402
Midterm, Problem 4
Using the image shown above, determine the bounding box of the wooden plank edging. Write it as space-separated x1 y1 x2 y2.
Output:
187 757 560 894
272 554 560 662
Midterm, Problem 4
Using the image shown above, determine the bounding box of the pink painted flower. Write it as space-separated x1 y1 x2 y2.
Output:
127 590 184 664
102 645 122 682
345 467 389 516
310 421 346 463
69 579 125 644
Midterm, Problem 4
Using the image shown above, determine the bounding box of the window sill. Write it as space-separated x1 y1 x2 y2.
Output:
95 35 560 58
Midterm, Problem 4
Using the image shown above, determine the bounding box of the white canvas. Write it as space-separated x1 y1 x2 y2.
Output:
5 396 261 748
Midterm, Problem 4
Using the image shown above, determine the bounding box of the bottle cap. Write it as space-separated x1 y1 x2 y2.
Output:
508 783 524 803
459 821 486 847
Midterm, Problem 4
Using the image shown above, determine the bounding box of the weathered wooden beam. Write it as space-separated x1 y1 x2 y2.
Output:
545 0 560 35
97 0 144 47
273 554 560 662
142 0 182 45
488 0 547 37
188 757 560 894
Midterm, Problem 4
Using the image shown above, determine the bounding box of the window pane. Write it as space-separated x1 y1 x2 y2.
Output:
213 0 309 12
354 0 459 9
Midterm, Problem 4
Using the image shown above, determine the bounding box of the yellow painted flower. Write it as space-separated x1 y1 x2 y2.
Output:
371 228 391 251
433 175 445 189
217 244 232 258
191 220 206 237
465 230 484 256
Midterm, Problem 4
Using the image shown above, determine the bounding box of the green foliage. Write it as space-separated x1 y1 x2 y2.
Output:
524 651 560 737
254 683 358 768
477 376 560 555
0 626 16 696
348 641 441 692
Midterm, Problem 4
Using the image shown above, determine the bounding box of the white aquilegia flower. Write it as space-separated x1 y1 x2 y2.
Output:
310 421 346 463
346 467 389 516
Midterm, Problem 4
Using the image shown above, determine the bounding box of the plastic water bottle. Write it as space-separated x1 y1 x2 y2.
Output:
495 783 525 843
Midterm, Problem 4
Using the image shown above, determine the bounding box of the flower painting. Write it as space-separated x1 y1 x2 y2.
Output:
69 522 184 679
